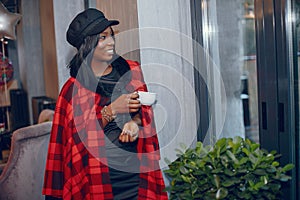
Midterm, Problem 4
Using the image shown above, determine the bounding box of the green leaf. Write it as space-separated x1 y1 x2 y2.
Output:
215 138 227 149
181 175 191 183
250 143 260 152
226 150 238 164
262 176 268 184
269 150 277 155
249 153 258 164
185 162 197 171
216 187 228 199
239 157 249 165
282 163 294 172
272 161 279 167
253 169 267 175
222 179 236 187
212 168 223 173
236 168 248 174
266 165 277 173
268 183 281 191
242 147 251 156
179 166 189 174
279 174 292 182
224 168 235 176
237 191 252 199
233 136 243 144
175 148 184 156
191 183 198 194
254 181 266 190
213 174 221 188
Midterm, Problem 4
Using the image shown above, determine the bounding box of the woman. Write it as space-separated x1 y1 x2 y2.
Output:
43 8 168 200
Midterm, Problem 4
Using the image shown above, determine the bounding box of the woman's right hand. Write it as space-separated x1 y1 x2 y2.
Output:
110 92 141 114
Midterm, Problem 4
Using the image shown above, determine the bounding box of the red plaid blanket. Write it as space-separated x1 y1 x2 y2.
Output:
43 60 168 199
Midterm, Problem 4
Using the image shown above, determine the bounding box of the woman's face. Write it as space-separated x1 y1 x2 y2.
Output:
93 27 115 62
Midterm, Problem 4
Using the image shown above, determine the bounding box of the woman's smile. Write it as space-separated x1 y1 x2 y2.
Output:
106 49 114 54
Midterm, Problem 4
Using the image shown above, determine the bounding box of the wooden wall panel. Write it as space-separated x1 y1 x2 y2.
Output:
40 0 59 99
96 0 140 62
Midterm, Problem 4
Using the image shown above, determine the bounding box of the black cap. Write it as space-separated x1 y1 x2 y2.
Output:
66 8 119 49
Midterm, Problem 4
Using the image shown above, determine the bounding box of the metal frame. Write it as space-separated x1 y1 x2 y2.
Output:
289 1 300 199
190 0 210 142
255 0 296 198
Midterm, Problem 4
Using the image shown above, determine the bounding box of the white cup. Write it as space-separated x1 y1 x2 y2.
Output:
137 91 157 106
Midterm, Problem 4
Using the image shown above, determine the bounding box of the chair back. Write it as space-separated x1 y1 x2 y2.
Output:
0 121 52 200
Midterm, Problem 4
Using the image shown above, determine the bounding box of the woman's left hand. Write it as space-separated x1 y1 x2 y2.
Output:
119 120 139 142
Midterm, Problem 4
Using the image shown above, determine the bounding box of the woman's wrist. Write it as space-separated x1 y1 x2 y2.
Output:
128 119 139 126
131 113 141 126
101 105 116 122
109 102 121 116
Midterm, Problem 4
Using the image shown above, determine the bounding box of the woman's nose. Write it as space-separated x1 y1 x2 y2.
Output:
106 36 115 45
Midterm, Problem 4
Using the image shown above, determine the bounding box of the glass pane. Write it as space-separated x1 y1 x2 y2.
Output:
201 0 259 143
242 1 258 143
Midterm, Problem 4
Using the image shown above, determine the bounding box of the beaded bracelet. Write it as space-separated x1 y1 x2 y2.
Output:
101 105 116 122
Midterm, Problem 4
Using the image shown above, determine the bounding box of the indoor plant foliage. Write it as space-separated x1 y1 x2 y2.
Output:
164 136 294 200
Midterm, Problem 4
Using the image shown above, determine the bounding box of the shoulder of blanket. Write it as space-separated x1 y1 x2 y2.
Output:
125 60 146 90
59 77 75 92
58 77 81 100
126 60 141 70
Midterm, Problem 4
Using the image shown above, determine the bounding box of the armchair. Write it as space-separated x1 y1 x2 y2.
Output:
0 121 52 200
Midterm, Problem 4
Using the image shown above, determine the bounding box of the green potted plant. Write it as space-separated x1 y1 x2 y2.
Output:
164 136 294 200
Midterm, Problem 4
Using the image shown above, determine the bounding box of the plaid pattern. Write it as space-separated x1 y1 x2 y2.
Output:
43 60 168 199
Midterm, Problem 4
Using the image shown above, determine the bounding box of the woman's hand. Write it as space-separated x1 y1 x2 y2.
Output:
110 92 140 114
119 120 139 142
